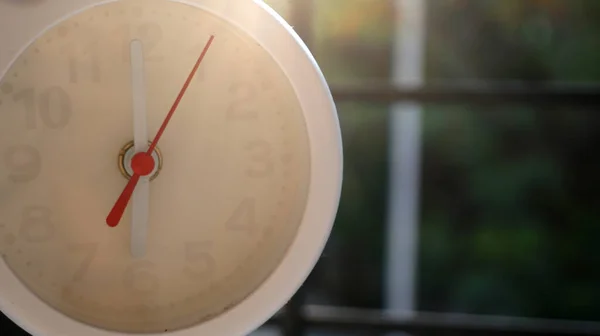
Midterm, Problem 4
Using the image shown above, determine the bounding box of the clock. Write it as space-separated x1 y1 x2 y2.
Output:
0 0 343 335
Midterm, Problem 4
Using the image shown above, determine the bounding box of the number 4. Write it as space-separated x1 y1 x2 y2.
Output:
225 198 256 233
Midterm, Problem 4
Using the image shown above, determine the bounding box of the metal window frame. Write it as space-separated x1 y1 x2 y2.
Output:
267 304 600 336
332 82 600 106
266 1 600 335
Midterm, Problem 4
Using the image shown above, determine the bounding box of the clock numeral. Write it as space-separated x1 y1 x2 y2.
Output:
39 87 72 129
13 87 72 130
67 41 101 84
136 23 164 62
19 206 55 243
12 89 35 128
4 145 41 183
226 83 258 120
116 23 164 62
245 139 274 178
184 241 216 280
124 260 159 293
112 24 131 62
70 243 97 282
226 198 256 233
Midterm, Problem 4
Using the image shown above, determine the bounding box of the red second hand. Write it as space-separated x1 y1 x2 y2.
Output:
106 35 215 228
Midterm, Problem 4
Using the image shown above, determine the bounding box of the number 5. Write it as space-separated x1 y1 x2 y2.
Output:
184 241 216 280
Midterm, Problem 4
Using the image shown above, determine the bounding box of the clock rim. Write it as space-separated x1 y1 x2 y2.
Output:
0 0 343 335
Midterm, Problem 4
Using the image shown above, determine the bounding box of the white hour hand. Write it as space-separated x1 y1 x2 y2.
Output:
130 39 149 258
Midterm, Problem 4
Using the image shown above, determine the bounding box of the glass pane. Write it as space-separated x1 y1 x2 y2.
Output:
254 0 600 327
428 0 600 81
306 102 388 309
313 0 394 83
263 0 294 22
418 105 600 321
310 0 600 83
306 102 600 322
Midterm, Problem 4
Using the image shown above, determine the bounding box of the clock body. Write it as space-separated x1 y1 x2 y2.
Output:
0 0 343 335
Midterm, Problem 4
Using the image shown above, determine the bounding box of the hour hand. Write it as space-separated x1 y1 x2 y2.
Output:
130 39 149 258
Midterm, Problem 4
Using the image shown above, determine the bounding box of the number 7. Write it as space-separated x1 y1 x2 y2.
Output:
69 243 97 282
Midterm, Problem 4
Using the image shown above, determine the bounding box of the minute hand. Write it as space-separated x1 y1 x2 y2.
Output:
106 35 216 228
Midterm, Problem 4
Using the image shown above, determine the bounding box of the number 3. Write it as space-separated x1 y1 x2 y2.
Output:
245 140 274 178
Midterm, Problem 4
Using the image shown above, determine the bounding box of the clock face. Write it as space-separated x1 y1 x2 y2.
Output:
0 0 311 333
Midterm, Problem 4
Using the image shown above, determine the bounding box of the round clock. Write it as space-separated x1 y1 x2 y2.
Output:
0 0 343 335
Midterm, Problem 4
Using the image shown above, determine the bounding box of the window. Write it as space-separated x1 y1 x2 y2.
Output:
253 0 600 335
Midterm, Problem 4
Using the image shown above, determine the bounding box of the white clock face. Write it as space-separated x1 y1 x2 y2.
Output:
0 0 311 333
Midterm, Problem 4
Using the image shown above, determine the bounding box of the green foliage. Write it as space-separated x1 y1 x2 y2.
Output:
294 0 600 322
312 103 389 308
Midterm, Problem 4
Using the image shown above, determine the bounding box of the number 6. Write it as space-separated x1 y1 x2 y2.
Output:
124 261 159 293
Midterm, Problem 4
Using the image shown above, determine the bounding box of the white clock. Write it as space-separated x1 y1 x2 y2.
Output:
0 0 343 335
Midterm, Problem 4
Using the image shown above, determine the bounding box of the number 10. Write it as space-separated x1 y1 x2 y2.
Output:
12 87 72 130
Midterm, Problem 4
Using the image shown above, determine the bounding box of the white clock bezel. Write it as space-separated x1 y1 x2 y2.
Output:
0 0 343 335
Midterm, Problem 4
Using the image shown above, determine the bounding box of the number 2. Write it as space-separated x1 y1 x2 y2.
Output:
227 83 257 120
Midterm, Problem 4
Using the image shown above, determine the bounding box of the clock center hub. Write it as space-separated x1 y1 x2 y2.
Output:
118 141 163 181
131 152 155 176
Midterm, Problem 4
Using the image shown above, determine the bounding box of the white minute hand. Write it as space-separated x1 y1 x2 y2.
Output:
130 39 150 258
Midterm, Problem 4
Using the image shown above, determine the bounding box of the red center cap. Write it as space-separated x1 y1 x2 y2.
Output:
131 152 155 176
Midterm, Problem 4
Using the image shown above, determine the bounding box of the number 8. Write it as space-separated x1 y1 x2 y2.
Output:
19 206 55 243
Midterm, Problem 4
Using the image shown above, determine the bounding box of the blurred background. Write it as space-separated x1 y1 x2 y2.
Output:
253 0 600 335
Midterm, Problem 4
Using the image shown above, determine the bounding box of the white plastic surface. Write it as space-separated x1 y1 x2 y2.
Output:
0 1 343 336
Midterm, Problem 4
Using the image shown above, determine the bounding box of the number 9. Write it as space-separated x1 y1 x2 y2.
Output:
4 145 41 183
